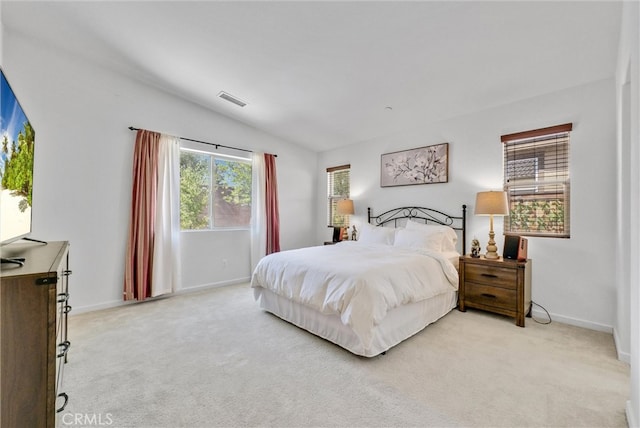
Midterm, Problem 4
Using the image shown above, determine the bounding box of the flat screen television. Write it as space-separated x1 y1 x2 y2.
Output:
0 67 34 246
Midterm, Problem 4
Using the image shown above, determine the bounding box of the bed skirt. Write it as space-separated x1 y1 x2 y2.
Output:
253 287 457 357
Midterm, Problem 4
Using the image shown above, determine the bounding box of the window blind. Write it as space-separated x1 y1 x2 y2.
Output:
502 123 572 238
327 164 350 227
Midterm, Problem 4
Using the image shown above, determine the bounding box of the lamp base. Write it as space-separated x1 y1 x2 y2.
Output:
484 251 500 260
485 227 499 259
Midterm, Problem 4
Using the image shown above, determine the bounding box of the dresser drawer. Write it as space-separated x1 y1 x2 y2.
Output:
464 282 516 310
465 263 517 289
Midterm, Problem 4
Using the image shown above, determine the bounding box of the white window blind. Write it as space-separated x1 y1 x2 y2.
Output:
502 123 572 238
327 164 350 227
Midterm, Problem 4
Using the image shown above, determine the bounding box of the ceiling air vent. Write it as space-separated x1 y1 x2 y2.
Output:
218 91 247 107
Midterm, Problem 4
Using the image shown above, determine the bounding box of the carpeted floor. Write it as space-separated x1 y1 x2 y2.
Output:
58 283 629 427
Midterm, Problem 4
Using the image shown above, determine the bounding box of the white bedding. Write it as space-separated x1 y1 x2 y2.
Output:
251 241 458 349
254 287 457 357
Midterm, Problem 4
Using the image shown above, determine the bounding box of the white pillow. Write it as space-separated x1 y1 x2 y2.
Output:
357 223 396 245
394 228 442 252
404 219 458 252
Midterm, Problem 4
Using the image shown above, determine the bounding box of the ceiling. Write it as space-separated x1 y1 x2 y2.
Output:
2 1 622 152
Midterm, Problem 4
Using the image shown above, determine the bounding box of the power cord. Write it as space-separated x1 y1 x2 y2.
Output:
531 301 552 325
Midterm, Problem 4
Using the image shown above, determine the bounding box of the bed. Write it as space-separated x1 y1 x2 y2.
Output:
251 205 467 357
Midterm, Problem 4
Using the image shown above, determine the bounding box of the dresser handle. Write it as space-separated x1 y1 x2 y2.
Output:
481 293 497 299
481 273 498 278
56 392 69 413
57 292 69 303
57 341 71 358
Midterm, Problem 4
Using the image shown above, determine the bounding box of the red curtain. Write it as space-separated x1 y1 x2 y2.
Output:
124 130 160 301
264 153 280 254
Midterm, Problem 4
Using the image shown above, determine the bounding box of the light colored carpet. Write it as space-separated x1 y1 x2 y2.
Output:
59 283 629 427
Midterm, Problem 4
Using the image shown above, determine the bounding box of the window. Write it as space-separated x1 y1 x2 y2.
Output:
327 164 350 227
502 123 572 238
180 149 252 230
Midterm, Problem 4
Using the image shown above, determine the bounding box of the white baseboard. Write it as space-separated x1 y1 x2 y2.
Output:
175 277 250 295
532 308 633 365
70 278 251 315
530 308 613 333
70 299 135 315
613 327 631 364
627 400 638 428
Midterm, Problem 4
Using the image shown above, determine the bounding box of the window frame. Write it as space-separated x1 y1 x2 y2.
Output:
326 164 351 228
502 123 572 238
179 147 252 231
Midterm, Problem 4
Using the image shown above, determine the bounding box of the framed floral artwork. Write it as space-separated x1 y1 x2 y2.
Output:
380 143 449 187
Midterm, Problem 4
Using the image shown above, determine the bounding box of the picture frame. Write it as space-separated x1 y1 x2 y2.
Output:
380 142 449 187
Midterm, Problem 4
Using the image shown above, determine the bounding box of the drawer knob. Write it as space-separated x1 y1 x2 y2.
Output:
57 292 69 303
56 392 69 413
57 340 71 358
64 304 72 314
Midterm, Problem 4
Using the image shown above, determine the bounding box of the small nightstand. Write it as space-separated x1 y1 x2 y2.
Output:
458 255 532 327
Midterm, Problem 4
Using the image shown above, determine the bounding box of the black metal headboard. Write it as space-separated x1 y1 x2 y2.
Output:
367 205 467 254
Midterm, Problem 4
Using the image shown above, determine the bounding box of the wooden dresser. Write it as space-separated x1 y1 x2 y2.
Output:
0 241 71 427
458 255 531 327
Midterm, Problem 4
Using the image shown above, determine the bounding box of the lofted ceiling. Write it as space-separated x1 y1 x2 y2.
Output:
2 1 622 152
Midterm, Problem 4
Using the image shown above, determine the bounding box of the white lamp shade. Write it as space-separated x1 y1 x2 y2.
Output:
336 199 355 215
475 191 509 216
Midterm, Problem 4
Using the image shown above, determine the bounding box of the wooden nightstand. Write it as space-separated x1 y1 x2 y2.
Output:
458 255 532 327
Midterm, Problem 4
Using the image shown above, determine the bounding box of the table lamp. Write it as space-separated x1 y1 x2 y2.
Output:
475 191 509 259
336 199 355 240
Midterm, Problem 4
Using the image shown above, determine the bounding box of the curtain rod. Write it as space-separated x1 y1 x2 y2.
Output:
128 126 276 157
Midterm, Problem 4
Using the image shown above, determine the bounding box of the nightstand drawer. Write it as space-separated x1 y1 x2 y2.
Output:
464 263 517 289
465 282 516 310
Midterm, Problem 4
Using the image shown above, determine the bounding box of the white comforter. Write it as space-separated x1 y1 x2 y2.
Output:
251 241 458 345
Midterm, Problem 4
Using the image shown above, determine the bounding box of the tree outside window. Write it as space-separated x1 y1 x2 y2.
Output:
180 150 251 230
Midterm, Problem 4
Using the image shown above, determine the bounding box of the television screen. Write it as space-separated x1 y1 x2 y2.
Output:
0 67 34 245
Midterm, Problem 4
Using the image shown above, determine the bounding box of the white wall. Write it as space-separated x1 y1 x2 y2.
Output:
318 78 617 333
3 30 317 312
616 1 639 426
